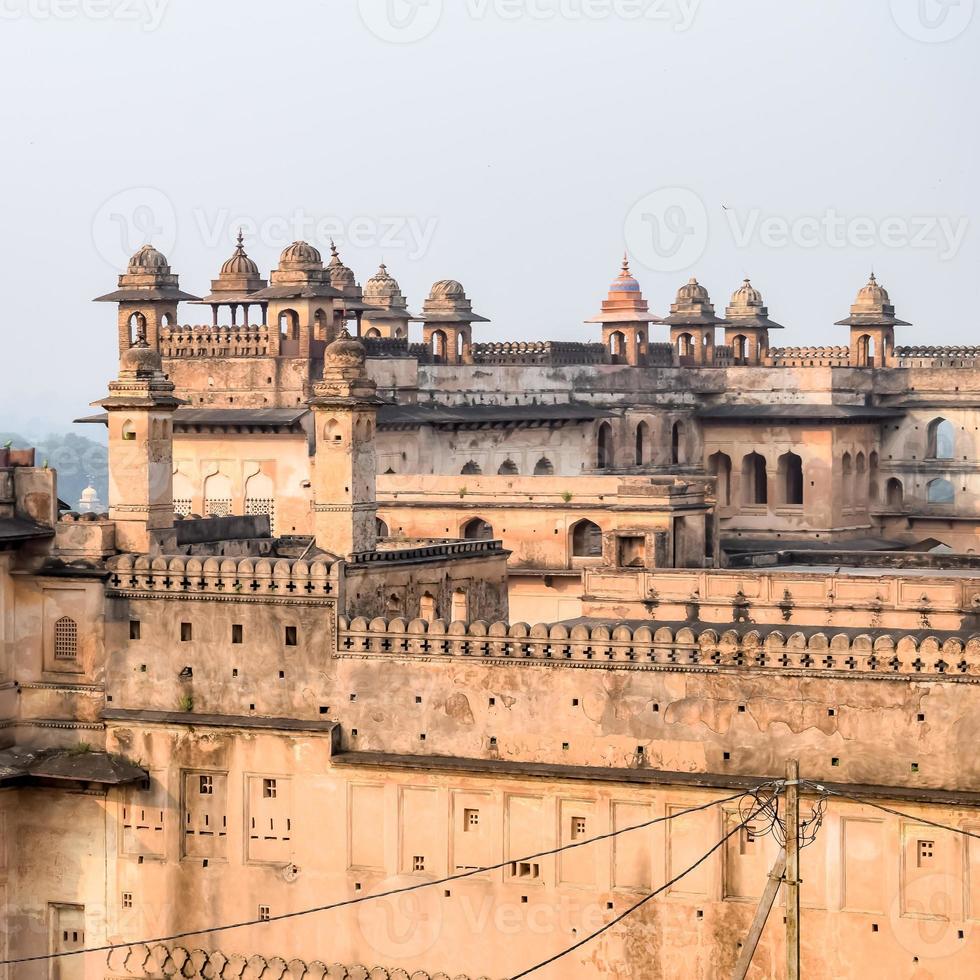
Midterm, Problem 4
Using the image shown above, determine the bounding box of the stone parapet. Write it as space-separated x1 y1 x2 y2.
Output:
160 324 272 357
768 346 850 367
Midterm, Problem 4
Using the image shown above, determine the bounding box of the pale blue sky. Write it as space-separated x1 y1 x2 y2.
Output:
0 0 976 431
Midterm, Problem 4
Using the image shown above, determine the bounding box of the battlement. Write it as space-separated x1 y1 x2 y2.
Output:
894 345 980 367
336 615 977 680
348 538 506 565
160 324 272 357
470 340 607 366
768 346 850 367
106 553 337 599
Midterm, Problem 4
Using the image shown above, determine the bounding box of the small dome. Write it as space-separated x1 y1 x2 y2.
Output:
81 485 97 502
220 230 260 277
324 329 366 368
731 278 763 308
429 279 466 300
611 255 640 293
120 341 162 375
327 241 356 289
676 277 710 304
364 263 400 302
856 272 890 307
279 240 322 268
128 244 169 274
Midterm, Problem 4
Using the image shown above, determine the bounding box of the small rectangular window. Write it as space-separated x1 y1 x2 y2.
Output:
263 778 277 799
180 623 192 642
509 861 540 879
464 808 480 831
232 624 243 644
740 824 757 855
412 855 426 872
121 892 133 909
571 817 587 840
129 620 141 640
285 626 297 646
917 840 934 866
258 905 270 921
199 775 213 795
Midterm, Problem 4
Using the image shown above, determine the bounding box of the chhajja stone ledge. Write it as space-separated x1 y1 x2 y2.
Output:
106 944 493 979
337 616 980 678
107 554 338 597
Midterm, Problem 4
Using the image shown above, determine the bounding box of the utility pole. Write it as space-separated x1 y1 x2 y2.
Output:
731 851 786 980
785 759 801 980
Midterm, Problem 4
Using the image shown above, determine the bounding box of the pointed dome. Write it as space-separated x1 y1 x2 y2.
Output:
586 255 661 324
220 230 260 276
835 272 910 327
730 278 763 309
324 327 366 368
127 244 170 274
365 263 398 301
676 277 710 305
725 278 785 330
664 277 725 326
278 240 323 270
856 272 890 308
327 240 356 290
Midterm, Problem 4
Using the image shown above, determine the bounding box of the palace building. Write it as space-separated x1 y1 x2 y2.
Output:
1 240 980 978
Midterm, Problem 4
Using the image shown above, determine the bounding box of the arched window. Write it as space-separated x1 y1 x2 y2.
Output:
927 478 955 504
741 452 768 506
244 471 276 536
419 592 436 623
778 452 804 506
313 308 328 337
533 457 554 476
732 335 748 364
708 452 732 507
927 418 955 460
173 470 194 518
856 334 875 367
635 421 649 466
671 422 683 465
278 309 300 341
121 420 136 442
497 459 519 476
677 333 694 359
841 452 853 507
571 519 603 558
886 477 904 509
856 452 867 503
597 422 614 470
54 617 78 660
203 472 233 518
128 311 147 345
609 331 626 362
460 460 482 475
450 589 468 622
364 327 382 339
324 418 342 443
462 517 493 540
431 330 448 361
376 518 390 538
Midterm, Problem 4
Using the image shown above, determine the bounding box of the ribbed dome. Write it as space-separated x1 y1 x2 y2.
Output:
128 244 169 274
324 329 366 368
676 277 710 305
220 231 260 276
731 278 763 307
327 241 356 289
120 341 162 375
279 240 322 268
430 279 466 300
856 273 890 307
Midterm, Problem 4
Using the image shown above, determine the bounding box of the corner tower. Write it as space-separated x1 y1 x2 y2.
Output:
419 280 488 364
586 255 662 365
664 278 726 366
308 331 383 556
94 342 181 554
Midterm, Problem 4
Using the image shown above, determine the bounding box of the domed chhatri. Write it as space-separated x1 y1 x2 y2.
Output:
664 277 724 326
676 277 711 306
127 244 170 274
278 240 323 270
835 272 910 327
729 278 763 311
420 279 488 321
611 254 641 293
724 278 784 329
586 254 661 326
857 272 890 307
364 263 399 304
429 279 466 300
220 230 260 277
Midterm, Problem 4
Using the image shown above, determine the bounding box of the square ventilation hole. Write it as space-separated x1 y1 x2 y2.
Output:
572 698 579 707
831 758 840 767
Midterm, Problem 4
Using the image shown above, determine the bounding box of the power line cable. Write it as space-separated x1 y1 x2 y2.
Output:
804 780 980 841
1 788 758 966
509 798 770 979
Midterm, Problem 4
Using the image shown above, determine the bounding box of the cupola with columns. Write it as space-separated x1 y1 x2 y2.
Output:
664 278 727 366
94 245 200 356
193 230 268 328
835 273 909 368
360 263 415 340
419 280 489 364
586 255 662 366
723 278 785 365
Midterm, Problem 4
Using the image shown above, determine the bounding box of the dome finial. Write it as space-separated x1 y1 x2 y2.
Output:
330 239 339 258
236 227 244 249
621 252 631 277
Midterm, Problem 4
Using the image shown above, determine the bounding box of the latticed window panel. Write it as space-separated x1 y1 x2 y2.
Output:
204 499 232 518
173 498 192 518
245 497 276 536
54 617 78 660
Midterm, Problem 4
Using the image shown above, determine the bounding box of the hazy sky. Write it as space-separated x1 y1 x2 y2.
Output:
0 0 976 432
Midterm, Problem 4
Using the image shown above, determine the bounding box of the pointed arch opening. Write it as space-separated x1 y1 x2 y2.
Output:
533 456 555 476
927 418 955 460
741 452 768 506
635 421 650 466
571 519 603 558
708 451 732 507
462 517 493 540
777 451 804 506
597 422 614 470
